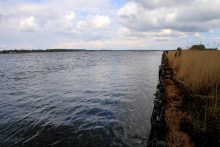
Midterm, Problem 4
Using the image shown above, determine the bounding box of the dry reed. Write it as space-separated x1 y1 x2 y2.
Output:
167 50 220 145
167 50 220 96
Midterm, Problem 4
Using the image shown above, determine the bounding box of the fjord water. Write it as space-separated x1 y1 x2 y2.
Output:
0 51 161 147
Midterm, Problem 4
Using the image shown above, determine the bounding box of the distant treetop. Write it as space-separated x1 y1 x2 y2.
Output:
177 47 182 51
189 44 205 50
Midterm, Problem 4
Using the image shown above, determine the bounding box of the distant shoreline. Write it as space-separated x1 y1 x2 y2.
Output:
0 49 163 54
0 49 85 54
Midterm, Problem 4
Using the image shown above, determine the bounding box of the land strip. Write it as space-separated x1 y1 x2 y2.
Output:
148 52 194 147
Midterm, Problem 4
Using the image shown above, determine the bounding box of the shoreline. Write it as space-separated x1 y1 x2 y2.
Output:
147 52 167 147
148 51 194 147
148 50 220 146
0 49 163 54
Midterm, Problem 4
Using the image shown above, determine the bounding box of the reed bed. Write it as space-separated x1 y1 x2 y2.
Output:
167 50 220 96
167 50 220 146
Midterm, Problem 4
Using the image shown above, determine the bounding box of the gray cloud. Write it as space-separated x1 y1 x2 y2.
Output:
0 14 3 22
133 0 192 9
118 27 187 41
176 6 220 22
0 12 10 23
117 0 220 32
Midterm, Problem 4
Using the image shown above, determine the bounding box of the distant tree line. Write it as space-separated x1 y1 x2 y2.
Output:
0 49 86 54
175 44 218 51
189 44 206 50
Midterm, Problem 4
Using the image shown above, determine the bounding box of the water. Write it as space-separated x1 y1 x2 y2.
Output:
0 51 162 147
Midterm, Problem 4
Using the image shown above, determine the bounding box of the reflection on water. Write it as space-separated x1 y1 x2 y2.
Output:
0 51 161 147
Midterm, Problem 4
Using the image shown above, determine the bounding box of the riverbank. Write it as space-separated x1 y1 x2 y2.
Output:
167 50 220 146
147 52 166 146
148 50 220 146
148 52 194 147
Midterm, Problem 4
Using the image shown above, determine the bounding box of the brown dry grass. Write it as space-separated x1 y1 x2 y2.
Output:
166 50 220 146
164 77 194 147
167 50 220 96
166 130 194 147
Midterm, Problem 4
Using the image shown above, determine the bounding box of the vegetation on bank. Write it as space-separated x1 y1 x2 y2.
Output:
189 44 206 50
166 46 220 146
167 50 220 95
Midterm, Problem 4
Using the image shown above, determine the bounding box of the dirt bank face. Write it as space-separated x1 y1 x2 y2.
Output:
148 52 194 147
164 64 194 147
149 50 220 147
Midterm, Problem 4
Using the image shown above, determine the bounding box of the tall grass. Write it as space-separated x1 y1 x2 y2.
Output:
167 50 220 146
167 50 220 96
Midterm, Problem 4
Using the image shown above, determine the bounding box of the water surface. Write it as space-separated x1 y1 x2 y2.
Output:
0 51 161 147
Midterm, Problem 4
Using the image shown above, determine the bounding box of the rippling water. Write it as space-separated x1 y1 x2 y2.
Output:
0 51 161 147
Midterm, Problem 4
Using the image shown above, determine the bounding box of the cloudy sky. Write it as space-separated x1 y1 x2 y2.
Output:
0 0 220 50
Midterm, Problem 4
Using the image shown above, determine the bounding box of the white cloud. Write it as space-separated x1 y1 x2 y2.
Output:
54 36 183 50
165 13 176 23
76 20 88 30
55 39 151 49
19 16 39 32
194 32 205 39
117 2 138 18
92 15 111 28
194 33 201 38
161 29 172 35
62 12 77 29
64 12 76 22
76 15 111 30
42 11 77 33
117 2 169 31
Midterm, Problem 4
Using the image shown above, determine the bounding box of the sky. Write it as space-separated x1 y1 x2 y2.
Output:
0 0 220 50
